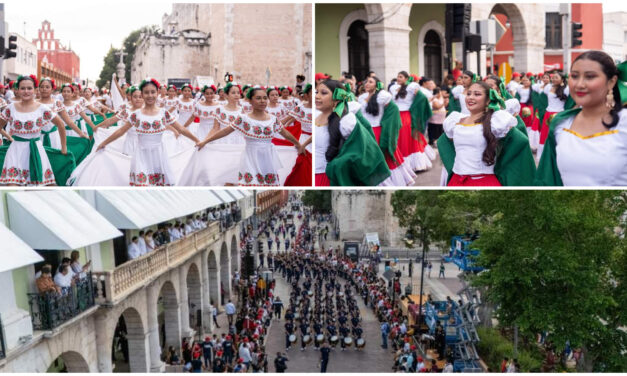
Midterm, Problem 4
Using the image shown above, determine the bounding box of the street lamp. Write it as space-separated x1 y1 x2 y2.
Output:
406 230 426 332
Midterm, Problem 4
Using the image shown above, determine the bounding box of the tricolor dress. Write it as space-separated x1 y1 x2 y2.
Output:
214 106 245 144
358 90 416 186
127 108 177 186
0 103 57 185
230 114 284 186
389 82 434 171
536 108 627 186
516 85 540 150
284 102 313 186
538 83 569 159
442 110 517 186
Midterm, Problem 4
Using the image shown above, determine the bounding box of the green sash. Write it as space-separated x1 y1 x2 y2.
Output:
12 135 43 183
409 90 433 134
379 101 402 164
0 143 76 186
532 90 548 127
534 107 582 186
325 113 391 186
66 136 93 165
437 126 536 186
42 126 58 148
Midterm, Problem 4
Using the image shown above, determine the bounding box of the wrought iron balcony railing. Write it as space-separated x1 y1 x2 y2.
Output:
27 272 96 331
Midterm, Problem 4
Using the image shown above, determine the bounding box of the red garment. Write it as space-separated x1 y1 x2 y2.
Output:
372 126 404 170
520 103 539 131
284 151 312 186
315 173 330 186
539 111 558 145
397 111 422 157
272 121 302 146
447 173 502 186
452 69 462 81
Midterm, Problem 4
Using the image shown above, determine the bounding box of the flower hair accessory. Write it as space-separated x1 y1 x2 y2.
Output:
266 86 279 94
71 82 82 91
246 85 265 99
224 82 242 95
180 83 193 91
61 83 74 92
16 74 39 88
202 84 217 93
140 77 161 91
126 85 140 95
167 84 177 91
302 83 312 94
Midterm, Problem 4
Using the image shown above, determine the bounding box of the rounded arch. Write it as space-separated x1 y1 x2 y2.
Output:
157 281 180 352
219 242 231 303
417 20 445 82
489 4 528 72
207 250 219 307
230 234 239 276
111 307 148 373
339 9 368 75
48 351 90 373
186 263 202 331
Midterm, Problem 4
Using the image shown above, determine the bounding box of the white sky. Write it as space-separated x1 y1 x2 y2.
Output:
3 0 172 82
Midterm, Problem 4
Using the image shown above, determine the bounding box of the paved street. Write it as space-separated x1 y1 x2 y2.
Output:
414 148 444 186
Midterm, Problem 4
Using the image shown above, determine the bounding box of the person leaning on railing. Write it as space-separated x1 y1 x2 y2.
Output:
70 250 91 280
36 265 62 295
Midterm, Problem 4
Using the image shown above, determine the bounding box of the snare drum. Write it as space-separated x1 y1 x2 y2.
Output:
330 335 339 346
316 334 324 344
343 337 353 347
289 334 297 343
303 334 312 344
356 338 366 348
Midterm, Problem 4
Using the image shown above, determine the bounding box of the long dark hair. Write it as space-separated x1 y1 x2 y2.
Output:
463 70 475 87
470 81 499 166
322 79 348 162
395 71 409 100
553 72 568 101
573 50 623 129
365 77 382 117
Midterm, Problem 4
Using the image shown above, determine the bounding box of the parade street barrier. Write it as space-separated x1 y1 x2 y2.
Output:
93 221 221 304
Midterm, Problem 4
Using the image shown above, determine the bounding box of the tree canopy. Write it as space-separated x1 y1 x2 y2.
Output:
302 190 332 213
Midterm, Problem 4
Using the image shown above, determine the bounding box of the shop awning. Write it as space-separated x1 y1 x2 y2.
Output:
7 191 122 250
241 190 253 197
95 190 223 229
228 190 245 200
212 190 236 204
0 222 44 273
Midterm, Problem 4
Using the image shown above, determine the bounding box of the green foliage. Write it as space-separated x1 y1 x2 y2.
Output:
476 327 543 372
302 190 332 213
96 47 117 88
391 191 446 252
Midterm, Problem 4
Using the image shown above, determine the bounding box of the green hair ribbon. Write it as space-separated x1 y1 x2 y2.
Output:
376 81 384 91
487 89 505 112
616 61 627 105
332 87 351 117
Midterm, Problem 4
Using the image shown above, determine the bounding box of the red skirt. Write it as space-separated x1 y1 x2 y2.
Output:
397 111 422 157
447 173 502 186
284 151 312 186
520 103 539 131
372 126 404 170
315 173 330 186
539 111 557 145
272 121 302 146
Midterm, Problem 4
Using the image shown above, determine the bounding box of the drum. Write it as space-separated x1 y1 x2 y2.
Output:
343 337 353 347
316 334 324 344
289 334 297 343
308 290 314 297
356 338 366 348
294 313 301 320
303 334 312 344
330 335 339 346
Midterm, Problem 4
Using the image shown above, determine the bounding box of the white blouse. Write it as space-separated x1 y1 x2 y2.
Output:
544 84 570 112
443 110 517 176
451 85 469 115
516 87 531 103
389 82 420 111
357 90 393 127
555 108 627 186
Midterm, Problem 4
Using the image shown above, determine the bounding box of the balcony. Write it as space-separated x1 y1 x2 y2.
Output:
93 221 221 304
27 273 96 331
0 317 5 359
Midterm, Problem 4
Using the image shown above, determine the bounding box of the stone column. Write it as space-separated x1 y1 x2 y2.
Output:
201 250 214 334
146 283 164 373
365 23 412 87
178 266 193 338
94 313 113 373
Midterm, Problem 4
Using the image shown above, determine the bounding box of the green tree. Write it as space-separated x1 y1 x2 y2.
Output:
96 47 118 88
470 190 626 372
302 190 332 213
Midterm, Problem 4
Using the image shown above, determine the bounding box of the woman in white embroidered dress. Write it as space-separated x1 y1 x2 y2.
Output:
60 84 99 138
96 78 200 186
0 75 68 186
213 83 246 144
182 85 221 140
95 85 144 155
38 78 88 149
197 86 304 186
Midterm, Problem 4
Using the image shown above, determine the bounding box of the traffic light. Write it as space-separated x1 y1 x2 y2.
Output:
4 35 17 59
571 22 583 48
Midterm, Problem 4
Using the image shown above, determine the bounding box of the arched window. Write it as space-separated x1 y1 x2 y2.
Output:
347 20 369 82
424 30 442 84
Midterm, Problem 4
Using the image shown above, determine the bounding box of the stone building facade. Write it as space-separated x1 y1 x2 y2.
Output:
331 191 405 247
131 3 312 87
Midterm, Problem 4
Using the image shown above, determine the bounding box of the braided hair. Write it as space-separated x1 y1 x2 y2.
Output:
573 50 623 129
322 79 348 162
395 71 410 100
